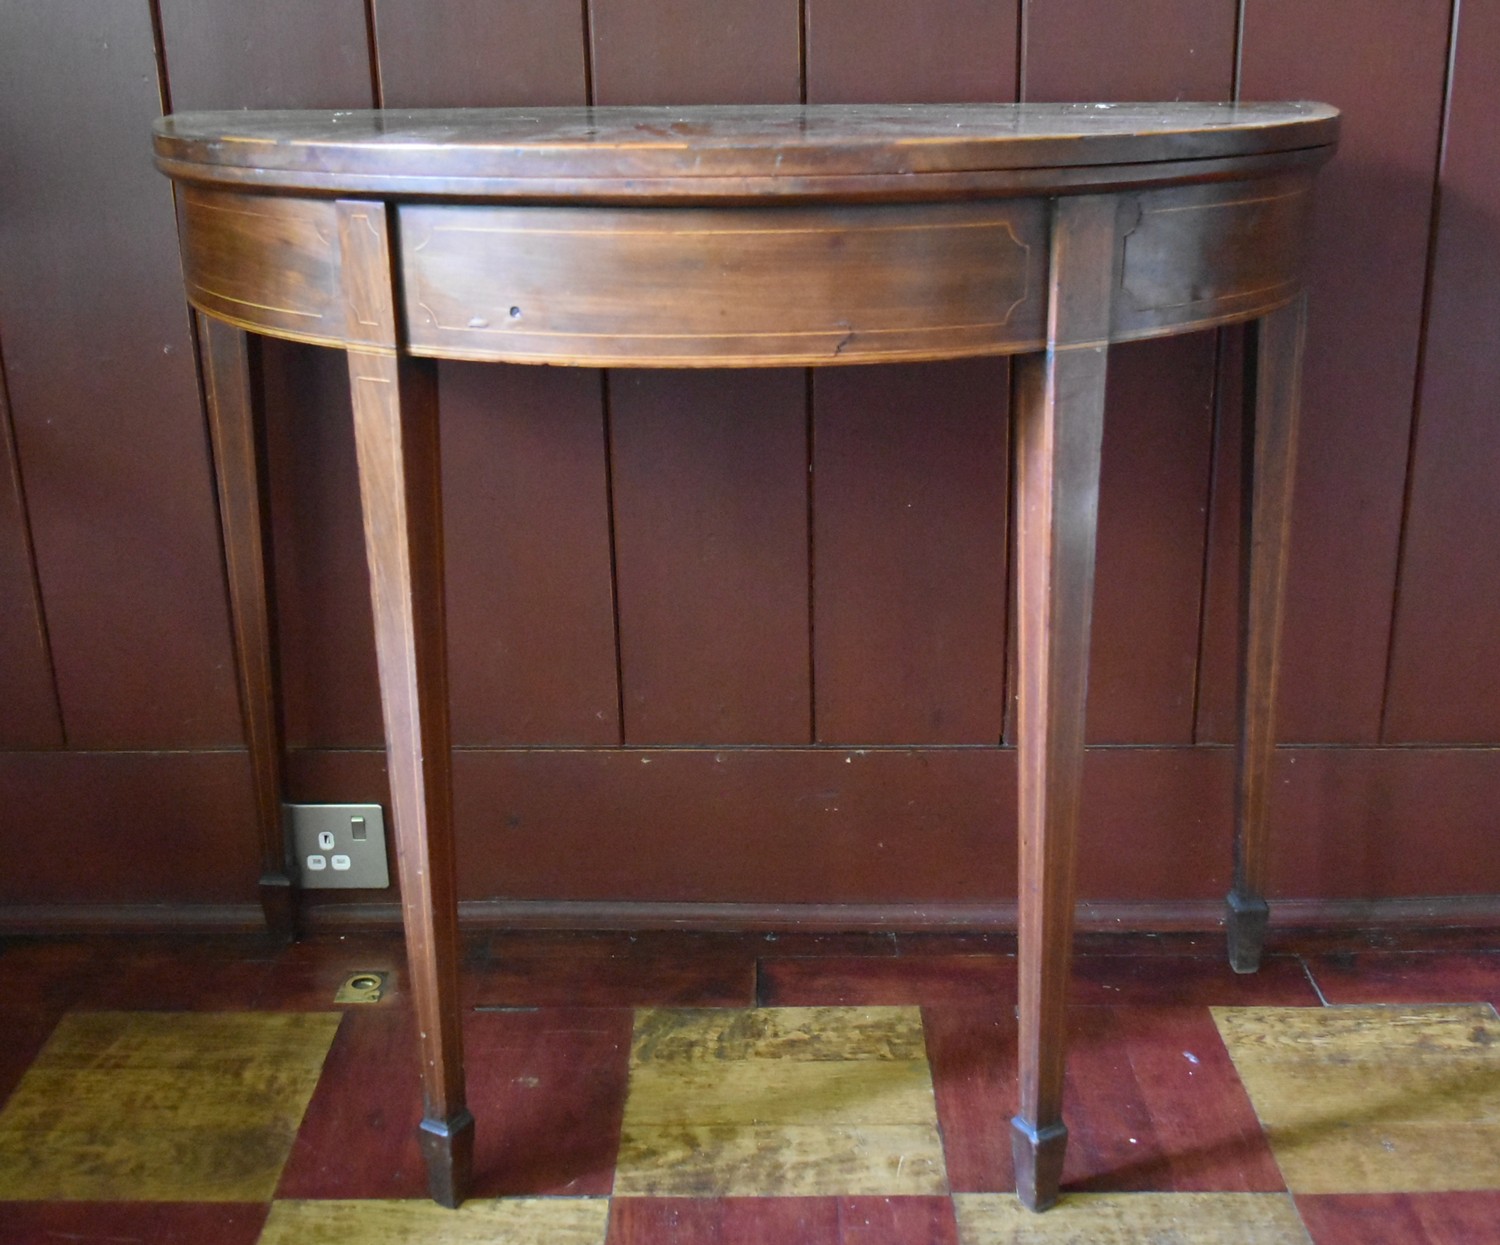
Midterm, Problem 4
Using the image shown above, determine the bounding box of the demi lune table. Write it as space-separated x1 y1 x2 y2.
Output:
153 101 1338 1211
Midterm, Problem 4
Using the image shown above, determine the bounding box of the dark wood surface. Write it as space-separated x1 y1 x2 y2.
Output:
5 0 1499 1013
153 102 1338 201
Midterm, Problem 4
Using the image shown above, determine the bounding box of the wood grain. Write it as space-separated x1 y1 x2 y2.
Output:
259 1197 608 1244
0 1011 338 1201
340 200 471 1203
1010 194 1119 1209
954 1191 1307 1243
1214 1004 1500 1194
199 316 295 937
614 1005 946 1196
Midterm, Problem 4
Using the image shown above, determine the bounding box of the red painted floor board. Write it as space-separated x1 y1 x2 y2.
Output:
1303 950 1500 1007
0 1202 267 1245
926 1003 1279 1195
278 1006 632 1199
1297 1192 1500 1245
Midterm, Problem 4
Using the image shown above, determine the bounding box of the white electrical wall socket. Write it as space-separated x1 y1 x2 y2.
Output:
285 803 390 889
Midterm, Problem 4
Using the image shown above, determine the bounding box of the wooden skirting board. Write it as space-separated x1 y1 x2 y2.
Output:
4 894 1499 937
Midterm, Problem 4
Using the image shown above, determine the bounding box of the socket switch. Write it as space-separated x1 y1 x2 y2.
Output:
286 803 389 889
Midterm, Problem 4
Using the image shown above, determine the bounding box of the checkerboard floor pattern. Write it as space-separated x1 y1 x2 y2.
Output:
2 928 1499 1243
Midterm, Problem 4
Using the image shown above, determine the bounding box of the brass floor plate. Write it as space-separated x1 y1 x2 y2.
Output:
334 971 389 1004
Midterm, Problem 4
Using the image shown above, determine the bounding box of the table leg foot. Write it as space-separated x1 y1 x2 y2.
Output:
420 1109 475 1208
1011 1117 1067 1211
1226 890 1270 974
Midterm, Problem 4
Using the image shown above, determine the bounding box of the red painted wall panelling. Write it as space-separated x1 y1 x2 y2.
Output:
805 0 1019 104
589 0 802 105
813 363 1009 744
0 0 240 749
1022 0 1236 103
0 360 62 748
160 0 383 753
610 371 812 744
804 4 1015 746
372 0 589 107
1383 0 1500 744
1239 0 1453 743
441 364 620 745
0 752 260 905
156 0 374 112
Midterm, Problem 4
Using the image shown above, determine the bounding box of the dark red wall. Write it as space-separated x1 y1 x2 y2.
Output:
2 0 1496 926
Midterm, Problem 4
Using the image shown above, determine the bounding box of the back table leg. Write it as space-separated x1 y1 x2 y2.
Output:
340 201 472 1206
198 316 296 942
1010 194 1118 1211
1227 295 1307 973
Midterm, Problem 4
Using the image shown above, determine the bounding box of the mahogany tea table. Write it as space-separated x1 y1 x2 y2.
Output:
153 101 1338 1211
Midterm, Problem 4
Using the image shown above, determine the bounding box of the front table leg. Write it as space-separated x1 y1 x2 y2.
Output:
1010 195 1118 1211
1227 295 1308 973
340 201 472 1206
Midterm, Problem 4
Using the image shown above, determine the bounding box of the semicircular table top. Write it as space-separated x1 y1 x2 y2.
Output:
153 100 1339 199
152 100 1338 1215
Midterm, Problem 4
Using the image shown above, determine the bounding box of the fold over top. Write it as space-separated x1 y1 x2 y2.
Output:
154 101 1339 201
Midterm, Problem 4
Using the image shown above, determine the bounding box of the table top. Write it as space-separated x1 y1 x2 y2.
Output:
154 102 1338 202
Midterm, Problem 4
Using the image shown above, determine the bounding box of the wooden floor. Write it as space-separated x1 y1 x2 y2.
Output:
1 926 1498 1243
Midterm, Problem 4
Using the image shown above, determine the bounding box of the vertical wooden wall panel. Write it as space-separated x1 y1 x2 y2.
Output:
0 358 62 748
806 4 1015 746
373 0 588 107
1192 329 1245 745
1084 335 1218 742
812 367 1008 745
1383 0 1500 744
0 752 260 905
610 372 811 743
805 0 1019 104
1021 0 1236 103
156 0 374 112
372 0 615 748
160 0 382 753
589 0 802 105
257 347 383 748
590 0 809 745
1022 0 1234 743
0 0 241 749
1239 0 1452 742
440 365 620 745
